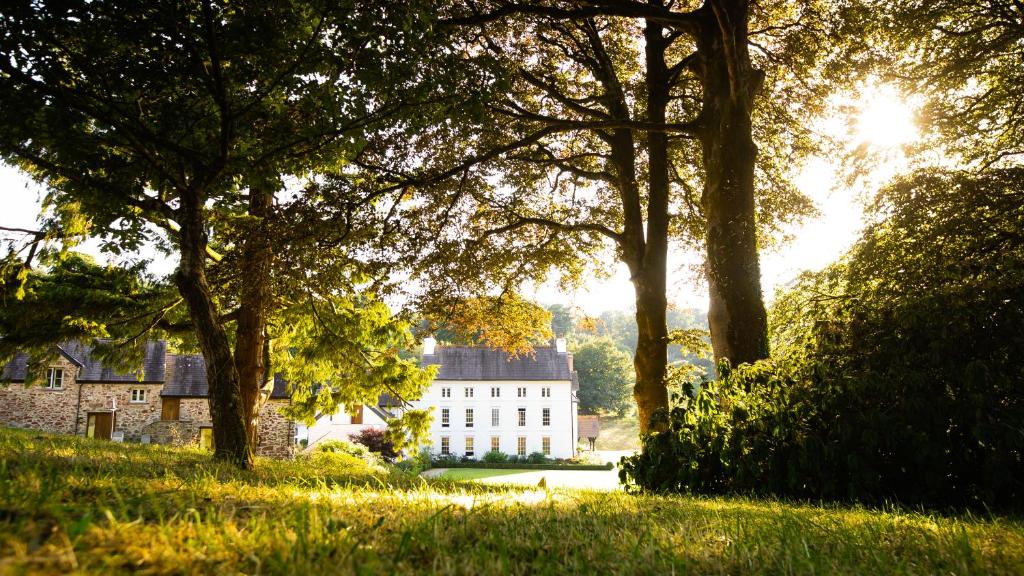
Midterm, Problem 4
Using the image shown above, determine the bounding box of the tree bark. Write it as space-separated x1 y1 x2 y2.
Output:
698 0 770 366
234 182 274 449
629 17 672 434
175 191 253 468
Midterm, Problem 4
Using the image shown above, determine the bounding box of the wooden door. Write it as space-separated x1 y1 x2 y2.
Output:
87 412 112 440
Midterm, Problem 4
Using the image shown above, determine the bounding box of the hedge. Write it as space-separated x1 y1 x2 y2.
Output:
431 461 613 471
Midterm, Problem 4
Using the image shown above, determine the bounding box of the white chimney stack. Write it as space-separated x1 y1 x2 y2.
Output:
423 336 437 355
555 338 567 353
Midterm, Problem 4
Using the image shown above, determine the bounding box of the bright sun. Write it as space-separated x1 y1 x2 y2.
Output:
855 86 918 148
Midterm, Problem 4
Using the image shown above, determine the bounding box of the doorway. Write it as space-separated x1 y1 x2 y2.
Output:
86 412 113 440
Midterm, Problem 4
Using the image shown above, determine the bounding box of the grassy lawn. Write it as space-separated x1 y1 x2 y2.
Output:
438 468 535 481
583 413 640 451
2 427 1023 575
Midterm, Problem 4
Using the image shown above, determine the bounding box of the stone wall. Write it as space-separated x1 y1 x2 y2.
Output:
257 400 295 459
0 357 80 435
0 349 296 459
141 397 295 458
141 398 211 447
76 383 165 441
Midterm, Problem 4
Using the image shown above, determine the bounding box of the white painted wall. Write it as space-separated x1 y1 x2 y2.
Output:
298 406 387 449
410 379 578 459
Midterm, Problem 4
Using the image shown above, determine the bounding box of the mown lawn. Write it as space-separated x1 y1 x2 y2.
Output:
583 413 640 451
437 468 533 481
1 427 1022 575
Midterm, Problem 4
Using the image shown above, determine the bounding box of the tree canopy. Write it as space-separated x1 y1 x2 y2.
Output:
0 0 448 466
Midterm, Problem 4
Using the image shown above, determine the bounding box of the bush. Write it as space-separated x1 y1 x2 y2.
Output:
349 428 398 462
482 450 508 463
526 451 548 464
315 439 371 459
622 169 1024 512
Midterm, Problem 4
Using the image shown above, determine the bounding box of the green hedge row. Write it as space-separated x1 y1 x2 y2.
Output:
433 461 613 471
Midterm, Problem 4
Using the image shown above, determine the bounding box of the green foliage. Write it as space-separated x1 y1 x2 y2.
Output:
526 452 548 465
841 0 1024 167
482 449 508 463
622 169 1024 511
573 338 635 416
315 439 372 460
0 253 183 382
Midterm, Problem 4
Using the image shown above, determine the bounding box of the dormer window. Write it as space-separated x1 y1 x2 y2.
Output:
45 368 64 390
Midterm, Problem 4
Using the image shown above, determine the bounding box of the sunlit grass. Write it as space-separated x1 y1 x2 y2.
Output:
1 427 1022 574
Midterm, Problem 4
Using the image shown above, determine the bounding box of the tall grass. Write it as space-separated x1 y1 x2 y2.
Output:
0 427 1021 575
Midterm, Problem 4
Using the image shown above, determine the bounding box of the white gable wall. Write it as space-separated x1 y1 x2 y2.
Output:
412 379 577 459
298 405 388 449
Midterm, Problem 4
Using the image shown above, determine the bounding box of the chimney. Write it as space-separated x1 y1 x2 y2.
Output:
555 338 567 354
423 336 436 356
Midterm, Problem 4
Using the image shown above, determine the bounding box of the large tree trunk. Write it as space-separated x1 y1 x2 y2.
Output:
629 18 672 434
234 182 274 449
698 0 770 366
175 192 253 468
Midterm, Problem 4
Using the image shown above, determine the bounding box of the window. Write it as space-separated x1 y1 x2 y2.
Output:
542 408 551 426
441 387 451 398
541 387 551 398
517 386 526 398
542 436 551 455
440 436 450 455
160 398 180 421
350 405 364 425
464 386 474 398
517 436 527 456
491 436 500 452
517 407 526 427
465 436 475 457
441 408 450 428
465 408 474 428
490 386 500 398
130 388 147 403
491 407 500 427
45 368 63 390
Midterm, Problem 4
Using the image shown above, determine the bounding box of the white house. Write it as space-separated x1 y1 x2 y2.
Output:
297 402 392 448
413 337 579 459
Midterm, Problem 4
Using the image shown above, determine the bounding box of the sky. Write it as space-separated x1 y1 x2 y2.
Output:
0 85 918 315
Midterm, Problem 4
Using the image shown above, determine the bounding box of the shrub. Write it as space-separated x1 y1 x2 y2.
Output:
315 439 370 459
526 451 548 464
349 428 398 462
622 169 1024 512
482 449 508 463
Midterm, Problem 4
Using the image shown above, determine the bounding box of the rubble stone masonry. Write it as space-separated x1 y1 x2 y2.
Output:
1 349 296 458
76 383 165 441
0 357 80 435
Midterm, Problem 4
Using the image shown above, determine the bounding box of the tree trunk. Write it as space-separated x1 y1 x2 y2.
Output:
175 191 253 468
698 1 770 367
629 17 672 434
234 182 274 449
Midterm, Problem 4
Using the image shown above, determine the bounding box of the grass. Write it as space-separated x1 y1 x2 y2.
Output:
438 468 533 481
584 413 640 451
2 427 1024 575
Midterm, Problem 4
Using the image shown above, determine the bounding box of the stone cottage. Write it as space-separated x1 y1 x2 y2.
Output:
0 340 296 458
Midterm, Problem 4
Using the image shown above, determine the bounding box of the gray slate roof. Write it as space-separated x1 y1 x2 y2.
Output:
423 345 577 389
160 354 289 399
1 341 166 383
62 340 166 382
2 341 289 399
